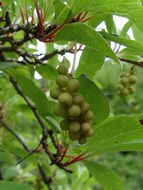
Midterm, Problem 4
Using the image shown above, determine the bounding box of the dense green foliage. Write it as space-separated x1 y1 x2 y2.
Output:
0 0 143 189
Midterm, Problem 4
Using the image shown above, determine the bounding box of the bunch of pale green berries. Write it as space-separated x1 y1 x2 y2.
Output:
50 65 94 145
118 71 137 97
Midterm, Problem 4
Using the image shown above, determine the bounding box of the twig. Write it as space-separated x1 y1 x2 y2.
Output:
0 118 30 152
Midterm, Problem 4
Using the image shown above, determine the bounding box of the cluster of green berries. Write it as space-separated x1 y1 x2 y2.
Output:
118 71 137 97
50 65 94 145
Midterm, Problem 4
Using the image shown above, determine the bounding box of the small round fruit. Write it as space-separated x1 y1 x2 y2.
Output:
81 122 91 133
58 92 73 106
60 119 70 130
69 121 80 133
128 75 137 84
83 110 94 121
117 84 124 91
50 87 63 99
120 77 128 86
121 88 129 96
73 93 84 105
78 136 87 145
68 104 81 117
53 104 68 117
128 86 135 94
69 131 80 141
57 64 68 75
66 79 80 92
56 75 68 88
120 72 128 78
86 129 94 137
81 102 90 114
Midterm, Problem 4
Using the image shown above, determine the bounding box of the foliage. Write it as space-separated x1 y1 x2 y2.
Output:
0 0 143 189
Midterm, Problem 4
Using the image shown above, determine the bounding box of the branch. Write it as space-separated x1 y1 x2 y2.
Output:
9 76 72 173
0 118 30 152
118 57 143 68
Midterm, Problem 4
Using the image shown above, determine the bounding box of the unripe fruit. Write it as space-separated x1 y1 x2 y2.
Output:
128 75 137 84
50 87 63 99
81 102 90 114
53 104 68 117
86 129 94 137
120 77 128 86
56 75 68 88
60 119 70 130
128 86 135 94
117 84 124 91
57 64 68 75
68 104 81 117
58 92 73 106
121 88 129 96
81 122 91 133
69 131 80 141
66 79 80 92
83 110 94 121
120 72 128 78
69 121 80 133
73 93 84 105
78 136 87 145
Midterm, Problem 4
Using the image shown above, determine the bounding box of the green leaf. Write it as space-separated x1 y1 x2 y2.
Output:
100 31 143 52
55 23 118 62
0 62 19 71
69 0 143 32
84 160 124 190
36 64 58 80
14 75 55 117
0 181 34 190
78 75 109 123
76 47 105 79
53 0 71 24
86 115 143 155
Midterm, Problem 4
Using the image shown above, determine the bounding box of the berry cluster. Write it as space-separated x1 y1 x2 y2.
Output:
118 71 137 97
50 65 94 145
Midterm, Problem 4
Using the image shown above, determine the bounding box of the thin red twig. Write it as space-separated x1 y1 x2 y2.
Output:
26 8 29 23
35 0 43 34
80 11 88 21
82 16 93 23
57 144 69 163
19 6 25 24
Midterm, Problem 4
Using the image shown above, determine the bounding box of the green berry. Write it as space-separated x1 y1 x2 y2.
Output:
58 92 73 106
120 77 128 86
81 122 91 133
60 119 70 130
121 88 129 96
50 87 63 99
117 84 124 91
56 75 68 88
128 86 135 94
53 104 68 117
69 121 80 133
73 93 84 105
83 110 94 121
69 131 80 141
128 75 137 84
120 72 128 78
57 65 68 75
81 102 90 114
68 104 81 117
66 79 80 92
78 136 87 145
86 129 94 137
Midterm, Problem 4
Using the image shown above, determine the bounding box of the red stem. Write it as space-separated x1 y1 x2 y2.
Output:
82 16 93 23
41 22 65 41
75 13 82 21
63 152 86 167
19 6 25 24
31 11 34 25
80 11 88 21
43 6 49 22
35 0 43 34
57 144 69 163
